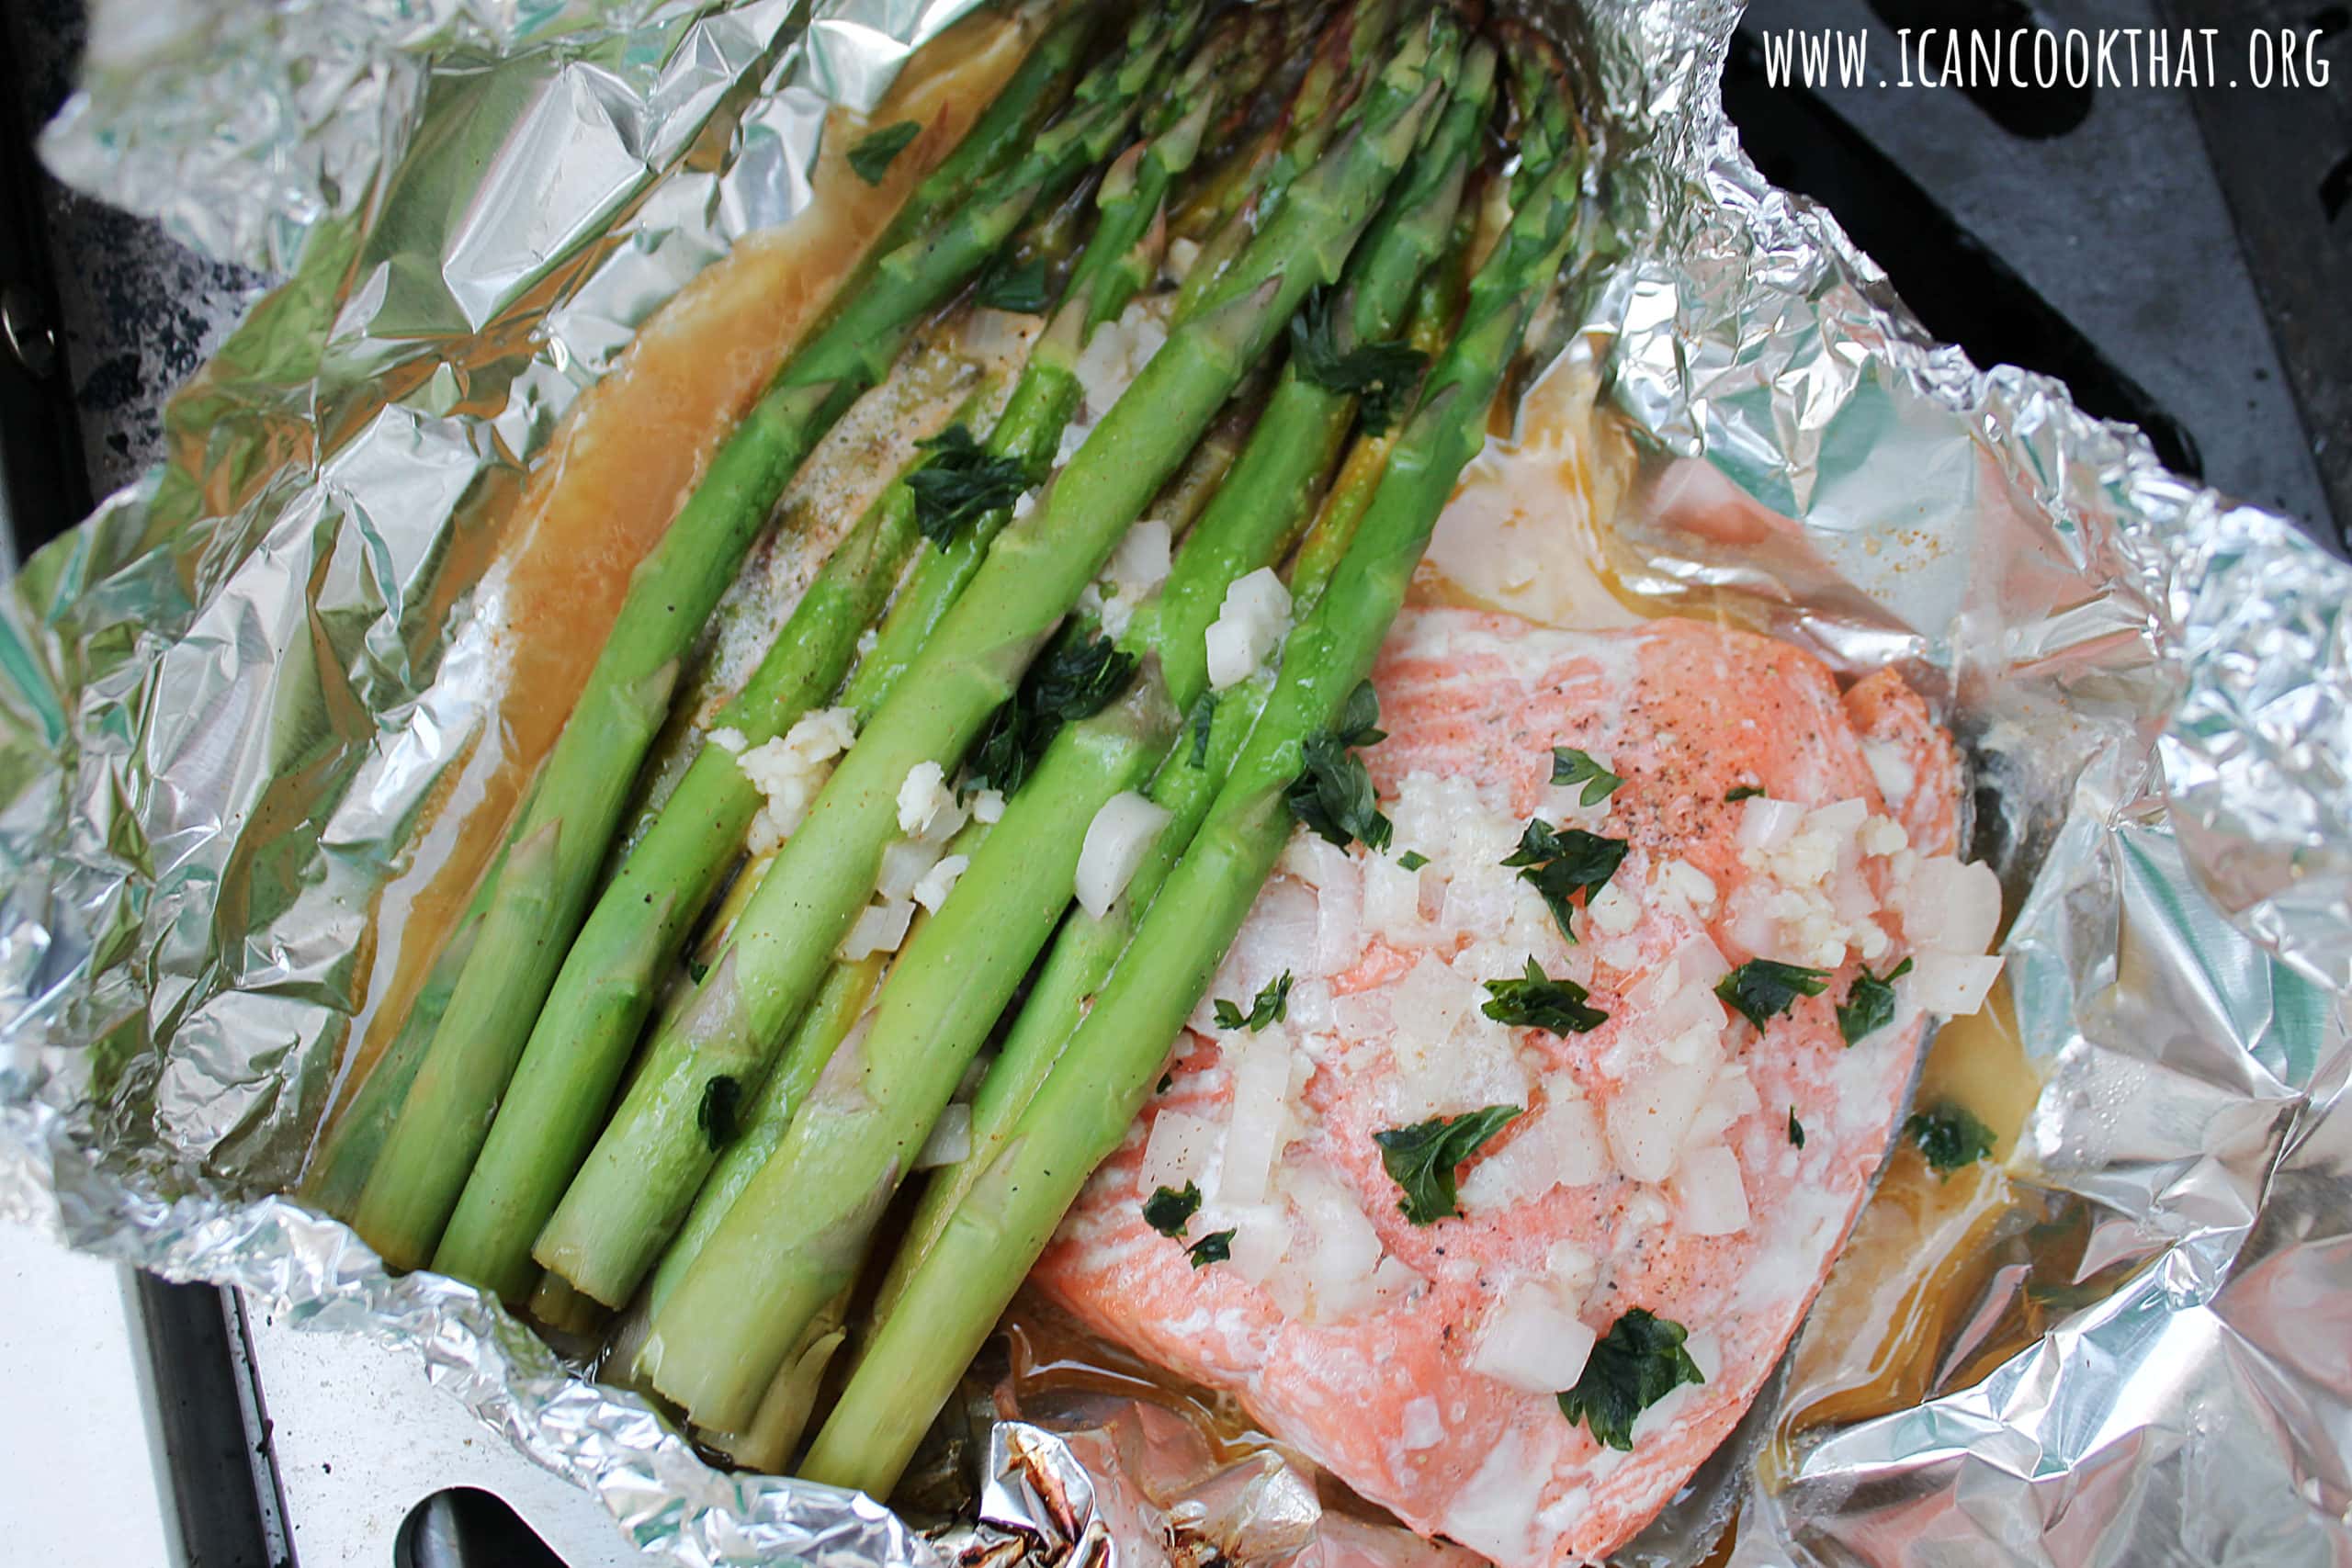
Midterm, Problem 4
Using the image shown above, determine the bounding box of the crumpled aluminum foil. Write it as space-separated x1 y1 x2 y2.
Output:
5 0 2347 1563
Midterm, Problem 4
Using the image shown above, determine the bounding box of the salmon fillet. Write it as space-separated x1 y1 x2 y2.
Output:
1032 608 1986 1565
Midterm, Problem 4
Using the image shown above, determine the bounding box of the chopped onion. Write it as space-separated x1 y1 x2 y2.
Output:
1806 797 1869 836
915 1103 972 1169
1283 1161 1386 1322
1141 1110 1223 1194
1901 856 2002 954
1736 795 1806 851
1459 1092 1608 1210
876 837 944 900
1470 1281 1597 1393
1862 736 1917 806
1902 952 2005 1016
1586 881 1640 936
1223 1201 1291 1283
910 852 969 913
1672 1143 1750 1235
1607 1058 1715 1183
1312 860 1364 973
1217 1027 1295 1207
838 897 915 961
1360 855 1424 942
1076 791 1171 918
1204 567 1293 689
707 726 747 754
1545 1241 1599 1299
896 761 959 840
969 786 1006 824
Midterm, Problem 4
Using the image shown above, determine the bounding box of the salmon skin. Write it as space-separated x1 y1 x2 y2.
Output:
1033 607 1980 1566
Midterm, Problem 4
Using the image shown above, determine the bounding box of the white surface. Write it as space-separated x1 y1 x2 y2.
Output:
244 1298 641 1566
0 1221 179 1566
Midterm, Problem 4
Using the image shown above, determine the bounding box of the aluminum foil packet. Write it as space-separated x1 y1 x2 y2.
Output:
5 0 2347 1563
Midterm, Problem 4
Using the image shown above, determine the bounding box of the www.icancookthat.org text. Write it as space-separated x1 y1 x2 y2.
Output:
1760 25 2332 91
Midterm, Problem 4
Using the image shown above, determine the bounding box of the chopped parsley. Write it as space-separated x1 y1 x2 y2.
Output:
1288 288 1429 434
847 119 922 184
1213 971 1293 1032
1556 1308 1705 1451
1787 1108 1804 1147
907 424 1029 547
1187 1228 1235 1268
1398 850 1430 871
965 630 1138 794
1714 957 1831 1030
1724 784 1765 802
686 958 709 984
975 256 1052 313
1285 681 1392 852
1501 818 1630 941
1188 692 1216 768
1837 957 1915 1045
695 1075 742 1150
1143 1181 1203 1237
1905 1102 1997 1174
1482 957 1611 1033
1373 1106 1521 1224
1550 747 1623 807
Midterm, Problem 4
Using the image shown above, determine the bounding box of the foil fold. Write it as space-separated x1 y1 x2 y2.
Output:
7 0 2350 1564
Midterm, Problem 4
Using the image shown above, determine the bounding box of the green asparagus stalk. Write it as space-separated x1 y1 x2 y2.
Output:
429 383 993 1301
802 75 1591 1497
873 141 1490 1322
534 17 1458 1322
345 6 1193 1273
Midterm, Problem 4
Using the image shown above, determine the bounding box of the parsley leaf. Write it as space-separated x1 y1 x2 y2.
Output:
907 424 1029 547
1787 1108 1804 1147
1482 956 1611 1034
1288 289 1429 434
1501 818 1630 941
1837 956 1915 1045
1143 1182 1202 1237
1213 971 1293 1032
696 1075 742 1150
847 120 922 185
1398 850 1430 871
686 958 709 984
1556 1308 1705 1451
1550 747 1623 807
1188 692 1216 768
1714 958 1831 1029
976 256 1051 313
1285 682 1391 851
1187 1228 1235 1268
1905 1102 1997 1174
965 630 1138 795
1724 784 1765 802
1374 1106 1521 1224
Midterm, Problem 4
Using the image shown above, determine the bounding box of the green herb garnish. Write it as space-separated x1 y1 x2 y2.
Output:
965 629 1137 795
1905 1102 1997 1174
847 120 922 184
908 423 1029 547
1501 818 1630 941
1556 1308 1705 1451
1551 747 1623 807
1187 1229 1235 1268
1398 850 1430 871
1285 682 1391 851
1288 288 1428 434
975 256 1051 313
1213 971 1293 1032
1787 1108 1804 1147
1482 957 1610 1034
1836 957 1915 1045
1724 784 1765 802
1188 692 1216 768
696 1075 742 1150
1374 1106 1521 1224
1714 958 1831 1030
1143 1182 1203 1237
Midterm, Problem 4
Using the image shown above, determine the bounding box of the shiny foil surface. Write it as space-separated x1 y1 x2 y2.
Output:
5 0 2348 1564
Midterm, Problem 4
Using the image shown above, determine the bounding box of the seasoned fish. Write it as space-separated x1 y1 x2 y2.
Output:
1033 608 1997 1565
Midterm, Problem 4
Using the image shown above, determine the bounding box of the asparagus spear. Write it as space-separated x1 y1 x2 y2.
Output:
346 6 1194 1272
876 178 1487 1322
802 71 1592 1496
535 17 1460 1322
